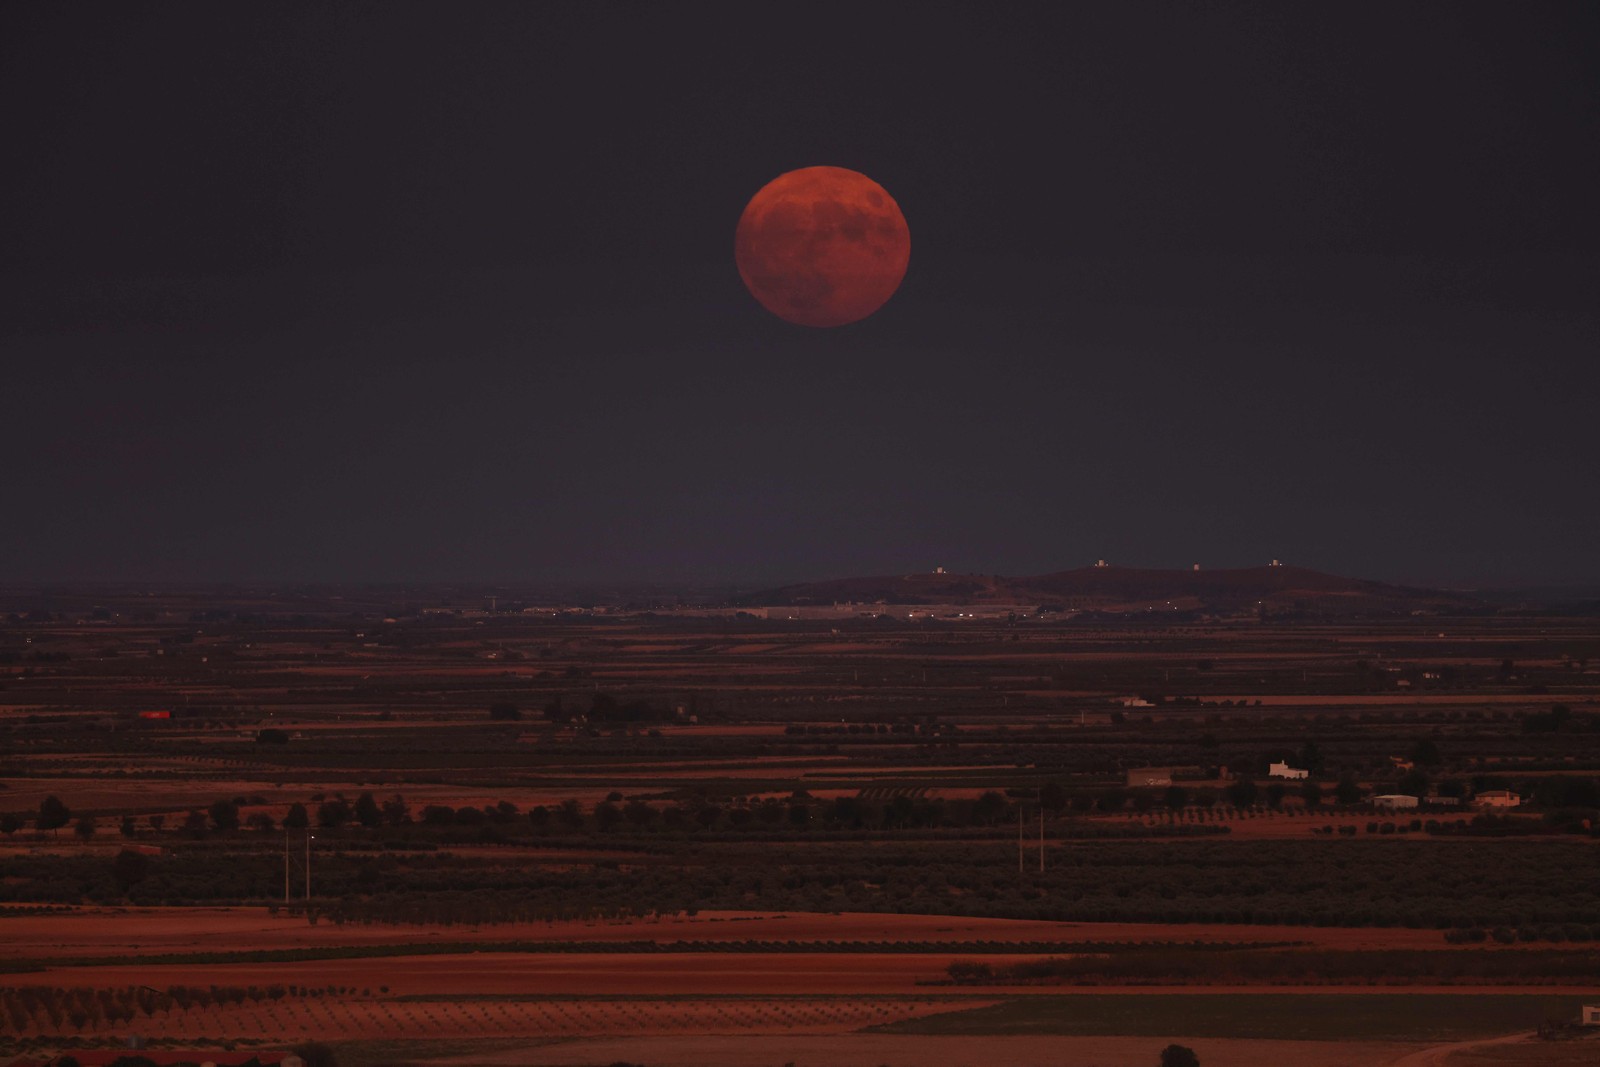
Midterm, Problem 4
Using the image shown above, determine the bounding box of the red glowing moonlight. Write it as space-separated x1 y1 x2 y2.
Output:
735 166 910 328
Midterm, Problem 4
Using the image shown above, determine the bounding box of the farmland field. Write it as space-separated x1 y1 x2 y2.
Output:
3 588 1600 1064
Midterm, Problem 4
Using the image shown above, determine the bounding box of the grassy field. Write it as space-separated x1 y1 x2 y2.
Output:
870 993 1593 1041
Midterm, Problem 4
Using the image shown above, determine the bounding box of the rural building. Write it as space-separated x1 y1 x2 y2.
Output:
1127 767 1173 787
1581 1004 1600 1027
1268 761 1308 779
1373 794 1420 810
1424 796 1461 807
1477 790 1522 808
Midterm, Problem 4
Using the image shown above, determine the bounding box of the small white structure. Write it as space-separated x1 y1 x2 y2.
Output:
1269 761 1309 780
1373 794 1420 810
1095 559 1110 568
1477 790 1522 809
1580 1004 1600 1027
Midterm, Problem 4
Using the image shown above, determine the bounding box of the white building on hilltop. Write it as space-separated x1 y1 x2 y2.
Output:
1269 761 1309 780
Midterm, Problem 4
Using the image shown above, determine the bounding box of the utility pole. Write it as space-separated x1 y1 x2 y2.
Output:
1039 807 1045 873
1017 803 1024 875
283 830 290 904
305 833 314 902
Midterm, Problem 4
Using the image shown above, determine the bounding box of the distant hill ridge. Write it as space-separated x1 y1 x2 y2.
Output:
742 564 1475 613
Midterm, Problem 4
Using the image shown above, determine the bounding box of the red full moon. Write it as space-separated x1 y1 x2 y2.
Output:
735 166 910 327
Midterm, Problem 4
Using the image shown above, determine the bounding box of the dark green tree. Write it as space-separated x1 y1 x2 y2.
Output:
972 791 1010 826
1399 768 1431 797
317 798 352 828
557 798 584 828
283 802 310 830
1335 773 1364 805
1410 738 1442 767
354 791 382 829
381 795 411 825
1297 740 1326 774
624 799 656 827
74 814 97 841
208 799 240 833
112 848 150 891
1225 778 1258 807
1160 1044 1200 1067
38 794 71 832
420 805 456 826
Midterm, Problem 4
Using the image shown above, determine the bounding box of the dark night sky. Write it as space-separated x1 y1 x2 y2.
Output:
2 2 1596 587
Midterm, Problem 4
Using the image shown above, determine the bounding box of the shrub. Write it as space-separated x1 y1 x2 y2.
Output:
1161 1044 1200 1067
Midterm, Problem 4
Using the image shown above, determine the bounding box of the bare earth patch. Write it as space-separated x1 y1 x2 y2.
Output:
419 1033 1427 1067
0 907 1481 960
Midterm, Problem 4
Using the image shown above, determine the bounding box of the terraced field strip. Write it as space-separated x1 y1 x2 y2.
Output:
1 995 992 1040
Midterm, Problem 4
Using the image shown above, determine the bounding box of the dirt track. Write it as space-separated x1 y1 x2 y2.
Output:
0 906 1483 960
422 1033 1430 1067
1390 1031 1534 1067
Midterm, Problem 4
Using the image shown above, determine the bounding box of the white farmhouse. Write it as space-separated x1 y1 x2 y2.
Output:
1373 794 1420 810
1477 790 1522 809
1269 761 1309 780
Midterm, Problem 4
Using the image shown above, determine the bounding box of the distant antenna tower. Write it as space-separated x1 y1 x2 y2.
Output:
487 595 498 611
